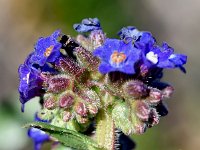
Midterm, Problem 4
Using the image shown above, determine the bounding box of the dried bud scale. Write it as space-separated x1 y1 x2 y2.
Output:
18 18 187 149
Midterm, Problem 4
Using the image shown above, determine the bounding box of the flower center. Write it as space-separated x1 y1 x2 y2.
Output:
44 45 54 57
111 51 127 64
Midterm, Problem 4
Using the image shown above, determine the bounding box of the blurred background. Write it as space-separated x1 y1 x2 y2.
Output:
0 0 199 149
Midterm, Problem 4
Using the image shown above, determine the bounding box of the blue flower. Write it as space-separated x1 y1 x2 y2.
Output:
28 113 50 150
93 39 141 74
73 18 101 33
18 54 44 112
31 30 62 66
143 42 187 71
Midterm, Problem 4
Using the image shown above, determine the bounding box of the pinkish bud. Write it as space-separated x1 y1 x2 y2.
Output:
135 101 150 121
43 97 56 110
147 88 162 104
87 104 98 115
62 111 72 122
162 86 174 99
75 102 87 116
123 80 149 99
48 75 71 93
59 93 74 108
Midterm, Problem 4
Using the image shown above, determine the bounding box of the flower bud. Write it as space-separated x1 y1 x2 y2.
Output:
147 88 162 104
59 93 74 108
133 122 147 134
89 30 106 49
162 86 174 99
87 104 98 115
148 108 160 127
58 57 85 77
74 47 100 71
123 80 149 99
75 102 87 117
76 115 88 124
43 96 56 110
48 75 71 93
134 101 150 121
62 111 72 122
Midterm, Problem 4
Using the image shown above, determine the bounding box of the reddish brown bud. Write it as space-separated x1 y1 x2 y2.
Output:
59 93 74 108
123 80 149 99
75 102 87 116
147 88 162 104
135 101 150 121
162 86 174 99
62 111 72 122
43 97 56 110
48 75 71 93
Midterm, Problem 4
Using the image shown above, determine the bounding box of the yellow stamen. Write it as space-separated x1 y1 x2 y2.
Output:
44 45 54 57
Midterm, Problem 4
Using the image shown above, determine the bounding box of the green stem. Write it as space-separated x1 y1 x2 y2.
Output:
95 92 115 150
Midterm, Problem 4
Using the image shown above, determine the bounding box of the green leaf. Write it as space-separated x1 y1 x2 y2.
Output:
24 122 103 150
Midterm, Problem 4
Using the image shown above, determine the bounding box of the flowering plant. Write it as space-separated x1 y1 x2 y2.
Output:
19 18 187 150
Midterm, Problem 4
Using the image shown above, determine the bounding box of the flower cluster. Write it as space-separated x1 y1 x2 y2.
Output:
18 18 187 150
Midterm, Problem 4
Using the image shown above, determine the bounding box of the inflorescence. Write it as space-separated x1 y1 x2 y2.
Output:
18 18 187 150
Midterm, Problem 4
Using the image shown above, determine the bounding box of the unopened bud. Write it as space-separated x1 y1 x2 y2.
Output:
123 80 149 99
162 86 174 99
147 88 162 104
74 47 100 71
44 97 56 110
135 101 150 121
76 115 88 124
133 122 147 134
48 75 71 93
75 102 87 116
89 30 106 49
88 104 98 115
59 93 74 108
62 111 72 122
148 108 160 127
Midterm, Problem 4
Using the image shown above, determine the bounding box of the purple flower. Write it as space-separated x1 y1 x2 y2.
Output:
93 39 141 74
31 30 62 66
143 42 187 71
73 18 101 33
18 60 43 112
28 114 50 150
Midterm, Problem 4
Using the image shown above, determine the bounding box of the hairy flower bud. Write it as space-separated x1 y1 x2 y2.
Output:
134 101 150 121
43 96 56 110
47 75 71 93
89 30 106 49
147 88 162 104
87 104 98 115
62 111 72 122
75 102 87 117
59 92 74 108
122 80 149 99
148 108 160 127
162 86 174 99
76 115 88 124
133 122 147 134
74 47 100 71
